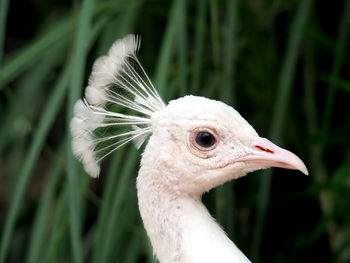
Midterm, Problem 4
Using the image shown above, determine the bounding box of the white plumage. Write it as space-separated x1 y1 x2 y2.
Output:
71 35 308 262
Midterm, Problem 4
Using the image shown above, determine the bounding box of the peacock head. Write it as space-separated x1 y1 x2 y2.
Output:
147 95 308 194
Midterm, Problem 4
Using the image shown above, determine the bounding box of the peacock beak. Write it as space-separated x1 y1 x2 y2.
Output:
239 137 308 175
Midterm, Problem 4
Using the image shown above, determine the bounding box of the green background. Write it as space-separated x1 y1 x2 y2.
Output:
0 0 349 262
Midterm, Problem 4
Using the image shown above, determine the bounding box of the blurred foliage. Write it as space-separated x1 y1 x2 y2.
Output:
0 0 350 262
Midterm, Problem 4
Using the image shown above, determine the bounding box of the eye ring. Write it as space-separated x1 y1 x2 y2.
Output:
191 129 218 151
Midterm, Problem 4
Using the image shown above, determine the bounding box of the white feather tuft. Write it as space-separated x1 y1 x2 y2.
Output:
70 117 86 138
71 100 101 177
88 56 118 89
85 85 107 106
71 136 91 158
73 99 90 119
70 35 165 178
84 161 100 178
108 34 140 60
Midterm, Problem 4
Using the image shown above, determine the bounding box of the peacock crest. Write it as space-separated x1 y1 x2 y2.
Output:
70 35 165 178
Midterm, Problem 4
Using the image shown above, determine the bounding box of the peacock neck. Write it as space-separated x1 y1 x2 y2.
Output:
136 167 189 263
136 168 251 263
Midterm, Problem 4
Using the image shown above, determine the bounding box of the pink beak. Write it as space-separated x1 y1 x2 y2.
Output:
239 137 308 175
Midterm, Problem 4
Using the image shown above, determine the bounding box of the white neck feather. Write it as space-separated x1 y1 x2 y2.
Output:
137 139 251 263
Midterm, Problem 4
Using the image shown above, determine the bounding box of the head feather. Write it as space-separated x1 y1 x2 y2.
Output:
71 34 165 177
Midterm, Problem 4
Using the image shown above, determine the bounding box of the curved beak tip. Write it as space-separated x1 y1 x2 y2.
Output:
279 148 309 176
247 137 309 176
298 163 309 176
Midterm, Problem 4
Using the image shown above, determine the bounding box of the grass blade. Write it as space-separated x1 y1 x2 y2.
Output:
0 0 9 65
66 0 96 262
306 0 350 257
25 144 65 263
209 0 220 67
221 0 239 105
251 0 313 261
90 150 124 258
42 185 69 263
91 148 138 263
177 0 187 96
154 0 183 99
190 0 207 95
321 0 350 138
0 66 69 263
0 40 67 157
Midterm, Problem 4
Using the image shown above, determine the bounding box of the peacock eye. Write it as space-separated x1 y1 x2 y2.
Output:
195 131 216 148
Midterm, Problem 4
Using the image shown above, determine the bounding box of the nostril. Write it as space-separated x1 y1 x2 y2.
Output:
255 145 274 154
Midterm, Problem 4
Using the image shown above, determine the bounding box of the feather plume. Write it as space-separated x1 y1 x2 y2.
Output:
70 34 165 177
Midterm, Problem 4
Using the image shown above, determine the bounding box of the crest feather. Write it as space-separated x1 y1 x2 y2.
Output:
71 34 165 177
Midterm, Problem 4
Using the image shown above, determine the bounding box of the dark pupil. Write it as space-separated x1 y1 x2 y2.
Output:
195 132 215 148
